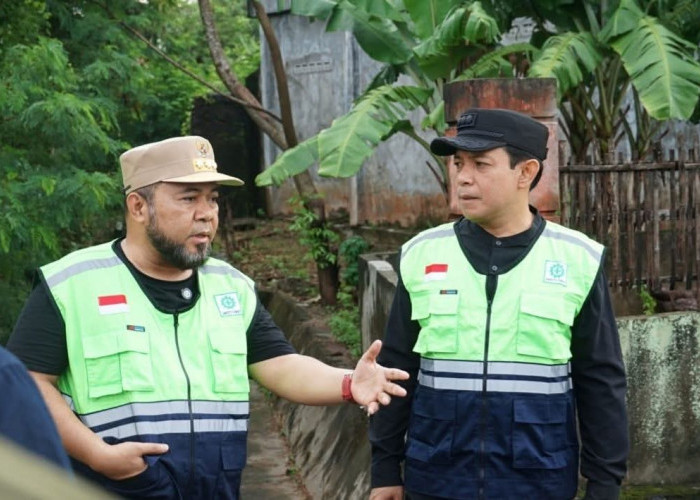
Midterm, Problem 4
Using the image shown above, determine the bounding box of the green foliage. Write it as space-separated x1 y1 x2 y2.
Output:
639 285 657 316
601 0 700 120
329 287 361 358
258 0 509 189
0 1 49 48
327 1 412 64
256 85 432 186
0 33 124 271
328 235 370 359
454 42 538 80
289 196 340 269
402 0 464 40
0 280 32 347
414 2 500 79
0 0 260 340
339 236 369 288
529 32 603 97
273 0 700 184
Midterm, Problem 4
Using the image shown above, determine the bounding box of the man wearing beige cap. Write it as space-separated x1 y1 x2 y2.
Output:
8 136 408 499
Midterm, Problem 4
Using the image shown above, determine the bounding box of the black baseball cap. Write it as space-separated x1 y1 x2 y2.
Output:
430 108 549 160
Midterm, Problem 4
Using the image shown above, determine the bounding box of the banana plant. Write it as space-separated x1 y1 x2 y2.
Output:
256 0 503 189
526 0 700 162
255 85 434 185
256 0 700 188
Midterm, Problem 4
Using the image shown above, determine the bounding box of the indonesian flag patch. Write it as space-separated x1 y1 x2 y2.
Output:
424 263 448 281
98 294 129 315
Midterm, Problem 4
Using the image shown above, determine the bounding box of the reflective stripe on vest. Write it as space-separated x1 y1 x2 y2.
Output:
42 241 255 419
93 417 248 440
79 400 250 428
418 358 572 394
45 256 122 289
541 226 602 261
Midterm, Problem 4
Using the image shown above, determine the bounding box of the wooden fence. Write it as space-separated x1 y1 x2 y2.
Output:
559 162 700 298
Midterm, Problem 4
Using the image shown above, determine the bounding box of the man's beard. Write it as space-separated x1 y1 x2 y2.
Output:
146 219 211 270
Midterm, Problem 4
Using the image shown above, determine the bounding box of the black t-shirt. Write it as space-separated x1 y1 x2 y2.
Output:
7 240 295 375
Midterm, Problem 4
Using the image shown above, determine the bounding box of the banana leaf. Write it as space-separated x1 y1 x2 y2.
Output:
255 85 432 186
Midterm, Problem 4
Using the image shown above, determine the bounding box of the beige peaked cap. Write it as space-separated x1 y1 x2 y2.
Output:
120 136 244 194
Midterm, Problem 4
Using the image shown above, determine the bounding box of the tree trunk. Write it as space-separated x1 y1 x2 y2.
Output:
198 0 338 304
317 263 339 306
198 0 287 149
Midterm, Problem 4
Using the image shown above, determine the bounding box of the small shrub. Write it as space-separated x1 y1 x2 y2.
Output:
639 285 657 316
289 195 339 269
329 307 361 359
339 235 369 288
329 287 362 358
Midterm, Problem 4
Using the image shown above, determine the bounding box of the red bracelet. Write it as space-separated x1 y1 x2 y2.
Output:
342 373 356 403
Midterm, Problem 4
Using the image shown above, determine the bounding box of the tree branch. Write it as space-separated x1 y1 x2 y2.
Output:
88 0 282 123
251 1 318 201
198 0 288 149
252 0 298 148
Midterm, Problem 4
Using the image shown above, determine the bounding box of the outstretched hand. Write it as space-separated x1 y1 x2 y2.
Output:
350 340 409 415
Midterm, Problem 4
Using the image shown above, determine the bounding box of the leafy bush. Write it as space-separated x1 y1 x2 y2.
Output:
329 288 361 358
339 235 369 288
639 285 657 316
289 195 340 269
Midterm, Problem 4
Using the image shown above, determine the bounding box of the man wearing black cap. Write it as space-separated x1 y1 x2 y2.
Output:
369 109 628 499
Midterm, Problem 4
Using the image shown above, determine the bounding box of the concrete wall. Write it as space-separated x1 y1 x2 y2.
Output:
358 254 700 486
261 291 371 499
619 312 700 484
259 12 447 227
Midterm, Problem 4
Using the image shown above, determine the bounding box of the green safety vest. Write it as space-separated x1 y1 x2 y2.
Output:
41 241 256 432
399 220 604 498
401 220 603 367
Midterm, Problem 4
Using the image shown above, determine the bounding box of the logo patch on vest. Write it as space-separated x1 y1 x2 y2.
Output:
214 292 242 316
98 294 128 315
543 260 567 286
424 263 448 281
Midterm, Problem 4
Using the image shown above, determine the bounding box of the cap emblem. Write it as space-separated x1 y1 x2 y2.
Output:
196 140 209 157
459 112 477 128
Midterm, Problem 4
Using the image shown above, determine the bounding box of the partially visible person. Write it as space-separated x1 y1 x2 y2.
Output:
369 109 628 500
0 345 71 470
7 135 408 499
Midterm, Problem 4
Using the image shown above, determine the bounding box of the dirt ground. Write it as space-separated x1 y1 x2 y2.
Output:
219 217 321 302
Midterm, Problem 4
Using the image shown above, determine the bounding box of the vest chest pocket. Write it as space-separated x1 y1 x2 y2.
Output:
209 328 249 394
411 289 460 354
82 332 154 398
517 293 576 361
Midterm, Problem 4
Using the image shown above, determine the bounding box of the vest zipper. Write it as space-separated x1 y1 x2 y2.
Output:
479 274 498 500
173 313 195 494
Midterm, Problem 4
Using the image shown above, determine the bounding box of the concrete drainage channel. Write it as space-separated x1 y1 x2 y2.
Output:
240 382 311 499
240 290 371 499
